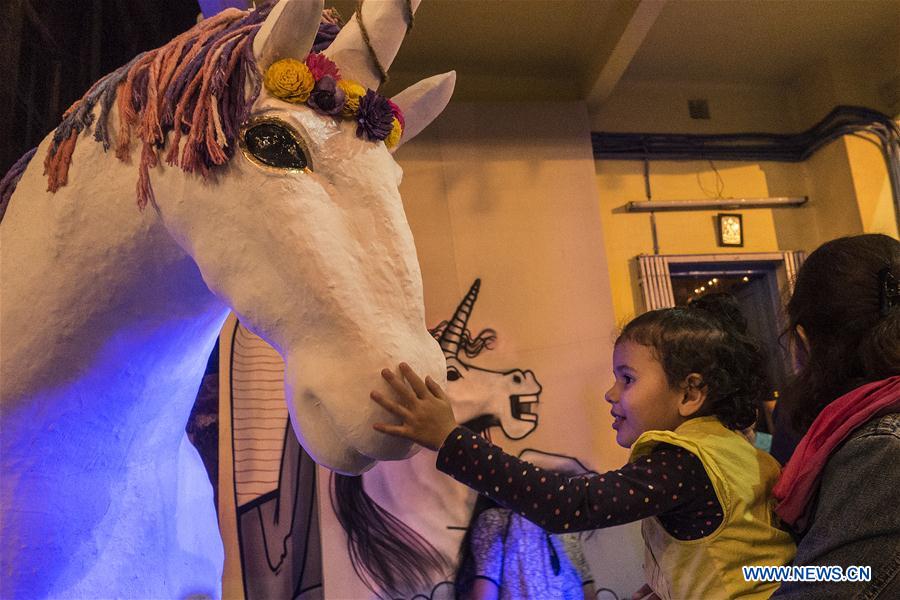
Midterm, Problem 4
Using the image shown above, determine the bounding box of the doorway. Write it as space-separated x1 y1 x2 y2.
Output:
668 260 789 396
636 251 806 405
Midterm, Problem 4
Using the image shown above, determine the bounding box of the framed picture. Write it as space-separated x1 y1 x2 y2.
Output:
717 213 743 247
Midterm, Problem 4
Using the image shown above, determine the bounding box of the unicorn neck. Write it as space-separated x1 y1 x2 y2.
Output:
0 139 228 598
1 139 227 417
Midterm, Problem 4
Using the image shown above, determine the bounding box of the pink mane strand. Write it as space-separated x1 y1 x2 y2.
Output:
42 5 271 209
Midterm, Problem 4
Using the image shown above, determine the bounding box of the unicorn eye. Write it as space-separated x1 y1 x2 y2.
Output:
241 120 309 170
447 367 462 382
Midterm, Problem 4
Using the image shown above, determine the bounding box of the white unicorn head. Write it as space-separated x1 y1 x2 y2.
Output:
0 0 453 596
437 279 542 439
162 0 455 473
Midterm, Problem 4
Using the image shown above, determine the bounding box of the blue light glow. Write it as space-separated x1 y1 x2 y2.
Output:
1 314 227 598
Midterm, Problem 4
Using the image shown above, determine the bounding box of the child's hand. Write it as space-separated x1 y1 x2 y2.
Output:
371 362 459 451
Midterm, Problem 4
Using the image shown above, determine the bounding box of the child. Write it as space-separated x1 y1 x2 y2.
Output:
372 297 796 600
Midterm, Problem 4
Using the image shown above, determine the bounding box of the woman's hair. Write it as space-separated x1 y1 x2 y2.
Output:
617 293 768 430
783 233 900 432
454 494 503 599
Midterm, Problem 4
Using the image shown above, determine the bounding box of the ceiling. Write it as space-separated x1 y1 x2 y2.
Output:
326 0 899 105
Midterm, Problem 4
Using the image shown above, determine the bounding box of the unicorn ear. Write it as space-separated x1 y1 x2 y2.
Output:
390 71 456 152
253 0 325 70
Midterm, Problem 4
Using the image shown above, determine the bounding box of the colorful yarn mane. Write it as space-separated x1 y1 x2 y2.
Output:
39 4 342 211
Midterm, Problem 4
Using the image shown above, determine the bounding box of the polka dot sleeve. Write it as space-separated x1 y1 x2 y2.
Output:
437 426 722 540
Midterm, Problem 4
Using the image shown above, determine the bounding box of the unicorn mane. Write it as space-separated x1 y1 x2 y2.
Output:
3 5 346 219
39 3 342 211
43 7 271 209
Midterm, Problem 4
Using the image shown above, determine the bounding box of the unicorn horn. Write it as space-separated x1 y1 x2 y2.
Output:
323 0 421 90
439 279 481 359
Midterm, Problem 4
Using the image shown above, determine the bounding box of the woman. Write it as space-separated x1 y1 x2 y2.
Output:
772 233 899 598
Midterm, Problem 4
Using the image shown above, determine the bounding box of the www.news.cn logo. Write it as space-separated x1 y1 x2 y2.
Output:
743 565 872 583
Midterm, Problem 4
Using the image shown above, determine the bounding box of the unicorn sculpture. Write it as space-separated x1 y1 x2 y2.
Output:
0 0 454 597
332 279 544 598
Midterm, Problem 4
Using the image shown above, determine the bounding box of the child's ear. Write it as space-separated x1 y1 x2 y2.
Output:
678 373 707 417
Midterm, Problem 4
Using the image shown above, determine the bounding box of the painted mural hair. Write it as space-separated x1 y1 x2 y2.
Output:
330 473 450 599
782 233 900 432
618 295 768 430
429 321 497 358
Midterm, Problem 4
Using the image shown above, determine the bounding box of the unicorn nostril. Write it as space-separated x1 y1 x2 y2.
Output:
513 374 522 384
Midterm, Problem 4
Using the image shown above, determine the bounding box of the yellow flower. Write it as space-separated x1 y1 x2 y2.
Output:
384 117 403 149
264 59 314 103
338 79 367 117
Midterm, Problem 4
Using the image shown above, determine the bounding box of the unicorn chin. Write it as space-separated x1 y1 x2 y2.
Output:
283 339 446 474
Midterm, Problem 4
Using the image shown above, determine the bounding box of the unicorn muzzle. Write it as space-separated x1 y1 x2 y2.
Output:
510 394 540 422
491 369 541 440
509 369 542 423
282 339 446 472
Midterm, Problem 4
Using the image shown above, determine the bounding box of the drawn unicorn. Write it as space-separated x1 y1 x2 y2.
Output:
225 318 325 599
0 0 454 597
332 279 545 598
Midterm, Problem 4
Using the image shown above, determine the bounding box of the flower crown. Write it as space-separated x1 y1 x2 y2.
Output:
263 53 404 148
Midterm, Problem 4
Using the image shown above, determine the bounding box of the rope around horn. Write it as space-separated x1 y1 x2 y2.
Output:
355 0 414 88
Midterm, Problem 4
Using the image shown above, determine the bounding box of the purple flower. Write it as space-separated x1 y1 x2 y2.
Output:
356 90 395 141
312 21 341 53
307 75 346 115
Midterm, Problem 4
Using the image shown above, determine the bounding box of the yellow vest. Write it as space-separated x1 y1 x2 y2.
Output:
629 416 796 600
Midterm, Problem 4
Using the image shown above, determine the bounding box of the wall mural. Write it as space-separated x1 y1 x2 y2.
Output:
221 280 594 599
225 321 324 599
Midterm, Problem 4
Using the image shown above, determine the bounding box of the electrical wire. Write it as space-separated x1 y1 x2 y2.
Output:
592 106 900 225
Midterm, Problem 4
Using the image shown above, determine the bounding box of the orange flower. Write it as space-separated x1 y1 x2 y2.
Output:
384 118 403 149
337 79 367 117
264 59 315 103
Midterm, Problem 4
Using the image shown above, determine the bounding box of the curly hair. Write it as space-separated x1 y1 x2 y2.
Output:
618 294 769 430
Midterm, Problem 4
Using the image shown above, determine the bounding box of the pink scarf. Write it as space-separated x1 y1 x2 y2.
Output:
773 376 900 530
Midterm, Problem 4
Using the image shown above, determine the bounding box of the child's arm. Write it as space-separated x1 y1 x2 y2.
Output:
372 364 714 535
438 426 708 533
